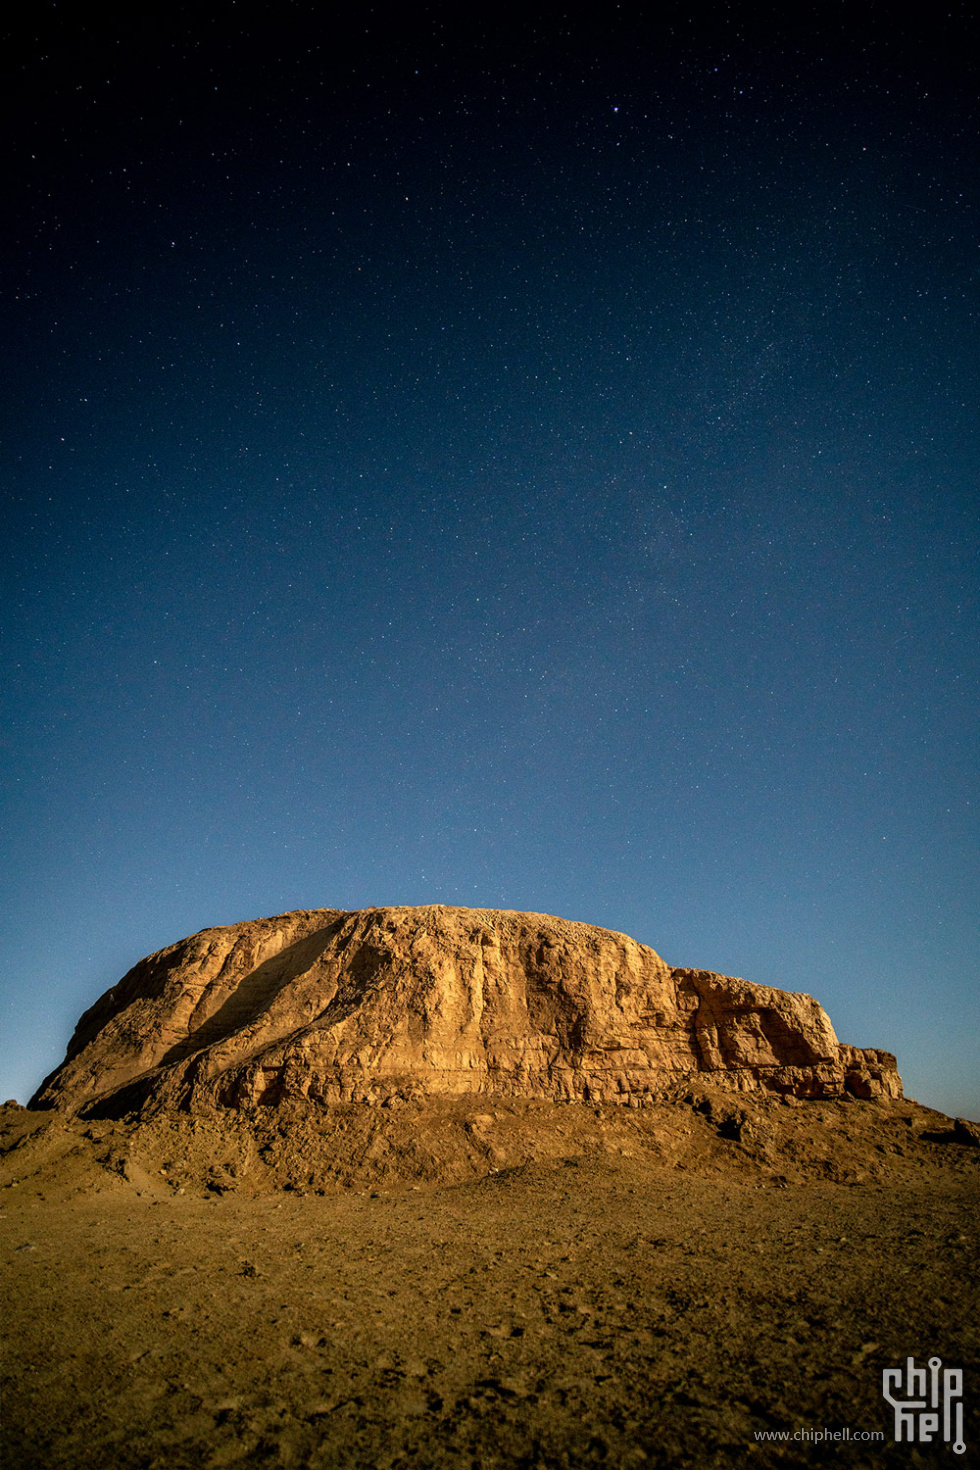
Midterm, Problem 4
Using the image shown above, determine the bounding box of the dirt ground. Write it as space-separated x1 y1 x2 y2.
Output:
2 1093 977 1468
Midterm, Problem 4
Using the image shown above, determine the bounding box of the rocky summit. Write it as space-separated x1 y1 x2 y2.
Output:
31 906 901 1118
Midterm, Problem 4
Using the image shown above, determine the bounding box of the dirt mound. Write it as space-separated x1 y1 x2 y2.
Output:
0 1088 965 1202
30 905 901 1122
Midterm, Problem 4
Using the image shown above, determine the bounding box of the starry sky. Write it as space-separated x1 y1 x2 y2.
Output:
2 3 977 1117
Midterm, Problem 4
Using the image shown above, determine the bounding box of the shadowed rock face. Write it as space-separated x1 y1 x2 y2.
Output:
30 906 902 1116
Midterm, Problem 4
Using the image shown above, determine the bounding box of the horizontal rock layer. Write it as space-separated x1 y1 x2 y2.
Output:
30 906 902 1116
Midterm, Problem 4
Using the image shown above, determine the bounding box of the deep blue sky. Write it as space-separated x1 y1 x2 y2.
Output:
2 3 977 1116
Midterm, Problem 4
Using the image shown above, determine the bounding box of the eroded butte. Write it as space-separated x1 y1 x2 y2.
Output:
31 905 901 1120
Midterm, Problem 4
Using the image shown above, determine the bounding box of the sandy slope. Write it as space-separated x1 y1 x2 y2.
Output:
2 1095 977 1468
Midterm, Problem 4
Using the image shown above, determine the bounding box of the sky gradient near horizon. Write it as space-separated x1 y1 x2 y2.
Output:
2 3 977 1116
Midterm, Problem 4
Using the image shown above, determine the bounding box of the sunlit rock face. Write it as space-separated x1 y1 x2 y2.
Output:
30 906 902 1117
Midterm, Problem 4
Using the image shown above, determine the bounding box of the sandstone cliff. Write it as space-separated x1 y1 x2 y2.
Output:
30 906 902 1117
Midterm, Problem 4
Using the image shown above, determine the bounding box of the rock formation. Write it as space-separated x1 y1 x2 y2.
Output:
30 906 902 1117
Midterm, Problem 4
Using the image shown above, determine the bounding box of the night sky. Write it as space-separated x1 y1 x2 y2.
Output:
2 4 977 1117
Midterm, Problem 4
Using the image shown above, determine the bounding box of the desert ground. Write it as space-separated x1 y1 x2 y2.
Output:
2 1092 977 1468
